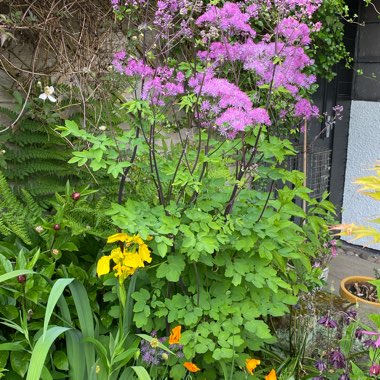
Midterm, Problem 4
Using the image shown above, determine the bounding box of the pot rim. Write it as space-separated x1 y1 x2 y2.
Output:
340 276 380 307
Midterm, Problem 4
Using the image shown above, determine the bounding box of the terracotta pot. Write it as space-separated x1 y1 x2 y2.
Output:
340 276 380 308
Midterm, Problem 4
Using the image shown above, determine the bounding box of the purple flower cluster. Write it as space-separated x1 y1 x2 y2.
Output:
111 0 147 9
317 314 337 329
276 17 311 45
140 331 183 365
294 99 319 119
332 104 344 120
329 349 345 369
153 0 201 35
196 2 256 37
198 39 317 97
267 0 322 18
342 309 357 325
315 360 327 372
112 55 185 106
140 338 165 365
360 330 380 349
111 0 323 135
189 69 271 137
329 239 338 257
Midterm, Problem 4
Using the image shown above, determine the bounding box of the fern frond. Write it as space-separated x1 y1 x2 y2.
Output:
0 172 33 244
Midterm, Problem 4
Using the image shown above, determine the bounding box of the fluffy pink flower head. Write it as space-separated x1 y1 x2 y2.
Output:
196 2 256 37
276 17 311 45
294 99 319 119
190 70 271 137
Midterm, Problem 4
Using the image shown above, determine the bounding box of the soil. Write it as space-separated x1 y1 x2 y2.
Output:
345 281 379 303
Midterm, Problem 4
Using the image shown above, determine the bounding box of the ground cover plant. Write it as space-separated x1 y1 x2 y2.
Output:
0 0 368 379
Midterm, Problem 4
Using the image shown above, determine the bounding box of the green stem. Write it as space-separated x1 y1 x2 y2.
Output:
118 281 127 336
123 274 137 335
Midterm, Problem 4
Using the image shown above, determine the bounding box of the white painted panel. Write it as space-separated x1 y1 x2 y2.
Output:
341 100 380 249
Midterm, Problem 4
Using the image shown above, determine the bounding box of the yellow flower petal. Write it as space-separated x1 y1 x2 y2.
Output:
97 255 112 276
138 243 152 263
110 247 123 261
133 235 144 245
245 358 260 375
124 253 144 268
265 369 277 380
107 233 132 243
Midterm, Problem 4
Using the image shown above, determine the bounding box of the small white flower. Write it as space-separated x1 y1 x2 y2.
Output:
35 226 44 233
0 150 5 154
99 125 107 131
39 86 57 103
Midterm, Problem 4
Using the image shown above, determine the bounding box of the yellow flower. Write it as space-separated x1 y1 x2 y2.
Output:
245 358 260 375
97 255 112 276
97 232 153 283
107 233 132 243
169 325 182 345
183 362 200 373
138 243 152 263
265 369 277 380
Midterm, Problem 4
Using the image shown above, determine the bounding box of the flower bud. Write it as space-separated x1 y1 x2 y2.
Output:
99 125 107 131
17 275 26 283
162 353 169 361
370 365 380 376
53 224 61 231
52 248 60 255
27 309 33 320
71 192 80 201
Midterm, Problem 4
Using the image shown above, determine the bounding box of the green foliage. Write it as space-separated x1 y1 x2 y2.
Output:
310 0 353 80
0 1 348 378
0 107 80 203
78 115 333 377
0 95 120 206
0 171 41 244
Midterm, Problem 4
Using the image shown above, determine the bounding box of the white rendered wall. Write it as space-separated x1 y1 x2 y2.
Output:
341 100 380 249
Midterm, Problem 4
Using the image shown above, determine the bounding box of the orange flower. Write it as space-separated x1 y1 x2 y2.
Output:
245 358 260 375
265 369 277 380
183 362 200 373
169 325 182 345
